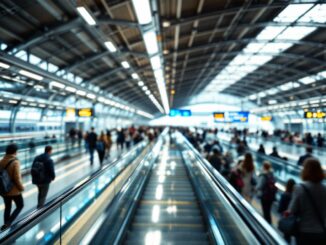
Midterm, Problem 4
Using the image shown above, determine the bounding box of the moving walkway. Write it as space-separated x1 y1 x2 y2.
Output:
0 129 286 244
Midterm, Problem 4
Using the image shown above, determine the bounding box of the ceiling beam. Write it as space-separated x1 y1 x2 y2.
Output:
5 18 81 53
166 3 287 28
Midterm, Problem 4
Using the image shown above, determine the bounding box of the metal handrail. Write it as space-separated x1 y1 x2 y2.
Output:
178 132 286 245
89 129 168 244
0 139 147 244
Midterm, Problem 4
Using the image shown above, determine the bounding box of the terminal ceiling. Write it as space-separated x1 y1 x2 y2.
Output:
0 0 325 115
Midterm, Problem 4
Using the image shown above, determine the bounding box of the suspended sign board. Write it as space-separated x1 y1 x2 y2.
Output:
213 111 249 123
66 108 76 117
261 116 273 121
169 109 192 117
213 112 225 122
77 108 94 117
304 111 325 119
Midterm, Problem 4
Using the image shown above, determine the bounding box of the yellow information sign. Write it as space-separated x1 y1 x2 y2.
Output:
261 116 273 121
304 111 325 119
66 108 76 117
77 108 94 117
213 113 225 119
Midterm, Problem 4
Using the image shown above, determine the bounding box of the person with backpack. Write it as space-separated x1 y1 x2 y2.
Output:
229 161 245 194
256 161 277 224
31 146 55 208
0 144 24 231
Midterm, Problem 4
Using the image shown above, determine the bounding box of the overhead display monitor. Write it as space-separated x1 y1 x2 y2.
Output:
213 111 249 123
261 116 273 121
228 111 249 123
77 108 94 117
304 111 325 119
66 108 76 117
213 112 225 122
169 109 192 117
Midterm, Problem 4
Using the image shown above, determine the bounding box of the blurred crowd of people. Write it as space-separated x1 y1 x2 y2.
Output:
68 126 160 165
182 127 326 245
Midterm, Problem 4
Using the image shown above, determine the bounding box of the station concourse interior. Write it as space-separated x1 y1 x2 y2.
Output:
0 0 325 244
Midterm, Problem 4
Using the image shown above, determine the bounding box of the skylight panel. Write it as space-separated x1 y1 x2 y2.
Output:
230 55 250 64
299 76 316 84
266 88 279 95
317 71 326 79
243 43 265 54
274 4 314 23
247 55 273 65
279 82 294 91
276 26 316 40
259 43 292 53
258 91 266 97
249 94 257 100
256 26 285 40
292 82 300 88
237 65 258 73
298 4 326 23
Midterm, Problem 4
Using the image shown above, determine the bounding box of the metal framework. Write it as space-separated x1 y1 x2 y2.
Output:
0 0 325 115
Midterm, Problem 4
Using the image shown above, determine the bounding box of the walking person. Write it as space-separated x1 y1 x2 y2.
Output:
297 146 313 166
0 144 24 231
77 129 83 148
239 153 256 203
97 132 107 165
117 129 125 151
86 127 97 165
256 161 277 224
278 178 296 243
31 146 56 208
106 130 112 158
288 158 326 245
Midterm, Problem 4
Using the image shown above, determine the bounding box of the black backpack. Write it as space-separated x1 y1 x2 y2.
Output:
262 174 277 201
31 158 46 184
0 159 16 195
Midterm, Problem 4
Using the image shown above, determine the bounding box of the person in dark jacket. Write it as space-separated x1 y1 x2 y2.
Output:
278 178 296 214
32 146 55 208
116 129 125 151
0 144 24 231
256 161 277 224
297 146 313 166
86 127 97 165
207 149 224 172
270 146 281 159
288 158 326 245
317 133 324 148
257 144 266 154
278 178 296 242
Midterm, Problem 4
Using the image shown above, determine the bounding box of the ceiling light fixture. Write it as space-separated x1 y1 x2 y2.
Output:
0 62 10 69
121 61 130 69
86 93 96 99
76 90 86 96
65 86 77 93
131 0 152 25
19 70 43 81
50 81 65 89
132 73 139 79
104 41 117 52
76 6 96 26
143 31 159 55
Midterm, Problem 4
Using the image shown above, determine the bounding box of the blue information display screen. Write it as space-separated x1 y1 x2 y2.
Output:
213 111 249 123
169 109 192 117
228 111 249 122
